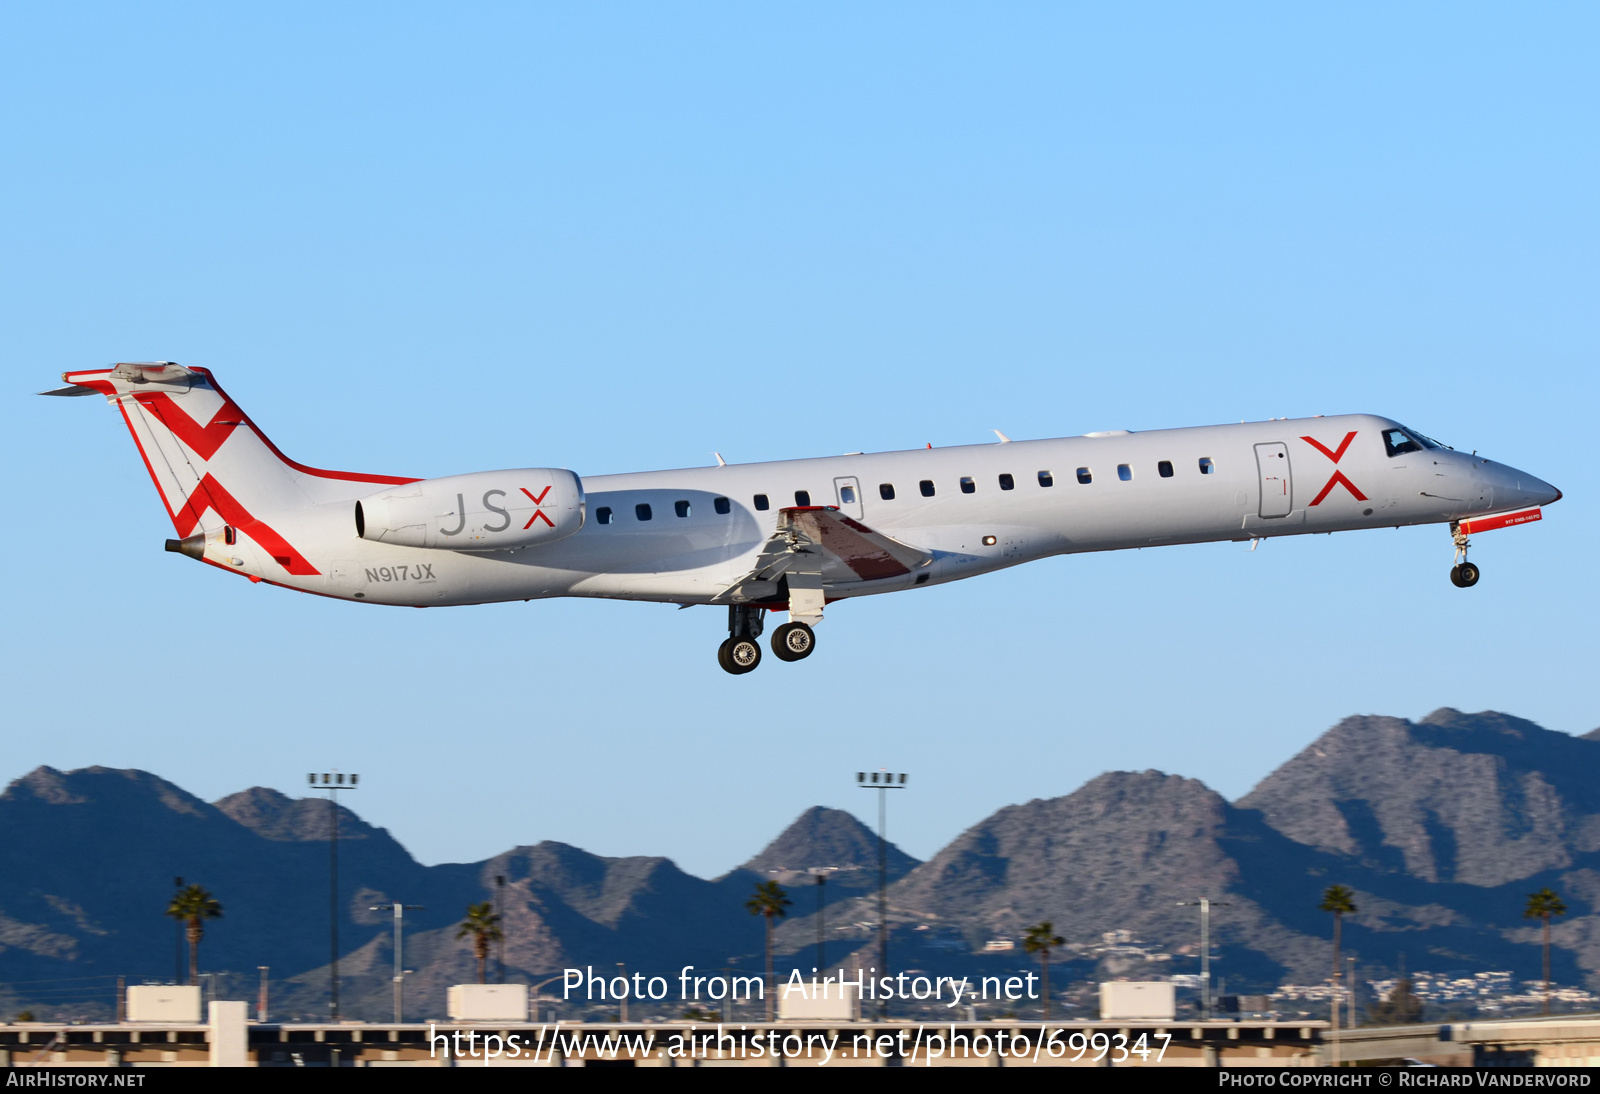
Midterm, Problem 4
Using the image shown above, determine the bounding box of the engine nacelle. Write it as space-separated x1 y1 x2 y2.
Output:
356 469 585 551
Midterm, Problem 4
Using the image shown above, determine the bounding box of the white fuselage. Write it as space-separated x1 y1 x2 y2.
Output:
259 413 1554 609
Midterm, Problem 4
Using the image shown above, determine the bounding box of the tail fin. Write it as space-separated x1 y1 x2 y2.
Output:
56 363 414 577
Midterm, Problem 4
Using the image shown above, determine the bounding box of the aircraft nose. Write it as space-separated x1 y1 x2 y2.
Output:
1503 465 1561 508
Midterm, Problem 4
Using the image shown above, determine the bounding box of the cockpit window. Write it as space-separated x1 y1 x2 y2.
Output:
1383 428 1424 458
1386 425 1447 456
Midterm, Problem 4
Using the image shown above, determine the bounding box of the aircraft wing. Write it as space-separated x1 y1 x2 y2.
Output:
713 507 932 603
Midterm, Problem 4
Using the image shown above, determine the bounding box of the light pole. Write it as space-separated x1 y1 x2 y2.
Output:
370 903 423 1023
1177 899 1230 1019
309 772 358 1022
856 770 907 1020
257 966 269 1023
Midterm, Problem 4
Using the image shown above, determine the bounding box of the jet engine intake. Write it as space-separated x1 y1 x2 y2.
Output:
356 469 585 551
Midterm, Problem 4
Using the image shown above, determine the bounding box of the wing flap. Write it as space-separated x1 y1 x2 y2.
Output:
783 507 930 580
713 507 931 603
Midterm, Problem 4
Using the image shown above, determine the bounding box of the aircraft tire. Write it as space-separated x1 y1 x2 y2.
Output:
1456 562 1480 587
719 636 762 674
771 622 816 662
1449 565 1464 587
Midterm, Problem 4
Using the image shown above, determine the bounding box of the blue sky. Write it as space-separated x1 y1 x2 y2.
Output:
3 3 1595 878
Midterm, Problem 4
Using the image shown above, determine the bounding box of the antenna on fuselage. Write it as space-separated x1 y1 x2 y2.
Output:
993 430 1012 443
713 452 727 467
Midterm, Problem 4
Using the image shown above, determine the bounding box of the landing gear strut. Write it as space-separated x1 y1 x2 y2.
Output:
717 605 764 675
1449 524 1481 588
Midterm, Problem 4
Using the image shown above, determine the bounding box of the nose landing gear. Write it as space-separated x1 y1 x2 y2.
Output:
1449 524 1481 587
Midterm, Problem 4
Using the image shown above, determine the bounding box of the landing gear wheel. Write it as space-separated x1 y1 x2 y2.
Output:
718 636 762 675
1450 565 1463 587
1453 561 1480 588
771 622 816 662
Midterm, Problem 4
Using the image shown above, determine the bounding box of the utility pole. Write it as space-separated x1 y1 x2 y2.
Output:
1177 899 1230 1020
370 903 423 1023
856 770 907 1020
309 772 358 1022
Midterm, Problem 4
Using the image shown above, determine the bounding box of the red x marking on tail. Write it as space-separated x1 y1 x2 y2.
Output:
1300 431 1370 506
174 474 320 575
521 486 555 529
134 391 242 460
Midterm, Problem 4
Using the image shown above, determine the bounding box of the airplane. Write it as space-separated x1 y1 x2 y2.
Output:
44 362 1561 674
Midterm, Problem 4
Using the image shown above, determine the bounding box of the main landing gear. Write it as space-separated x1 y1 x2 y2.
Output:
771 621 816 662
718 605 817 674
717 605 764 675
1449 524 1481 588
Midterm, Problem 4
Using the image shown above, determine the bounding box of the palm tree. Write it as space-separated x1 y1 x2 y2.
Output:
456 902 503 984
1022 921 1065 1020
1524 888 1568 1015
1319 885 1357 1038
1319 885 1357 982
745 881 791 1019
164 884 222 986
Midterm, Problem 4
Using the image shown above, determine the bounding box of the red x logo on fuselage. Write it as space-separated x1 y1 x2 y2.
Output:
521 486 555 529
1301 432 1369 506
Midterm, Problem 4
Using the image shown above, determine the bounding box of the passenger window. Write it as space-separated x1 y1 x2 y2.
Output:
1075 468 1091 485
596 507 612 525
960 477 975 494
879 483 896 500
920 480 935 497
998 473 1014 491
635 503 653 521
754 494 770 511
795 490 811 506
714 497 731 515
840 485 857 505
1118 464 1132 481
674 500 690 518
1158 461 1173 478
1198 458 1214 475
1039 471 1054 487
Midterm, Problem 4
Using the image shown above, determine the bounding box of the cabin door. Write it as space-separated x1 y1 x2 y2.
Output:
1254 443 1294 518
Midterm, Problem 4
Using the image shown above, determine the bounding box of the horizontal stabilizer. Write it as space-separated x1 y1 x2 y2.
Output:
38 384 100 397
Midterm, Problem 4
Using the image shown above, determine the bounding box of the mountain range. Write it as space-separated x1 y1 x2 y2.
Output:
4 707 1599 1019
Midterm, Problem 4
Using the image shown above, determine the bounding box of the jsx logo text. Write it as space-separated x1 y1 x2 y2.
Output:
439 486 554 536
